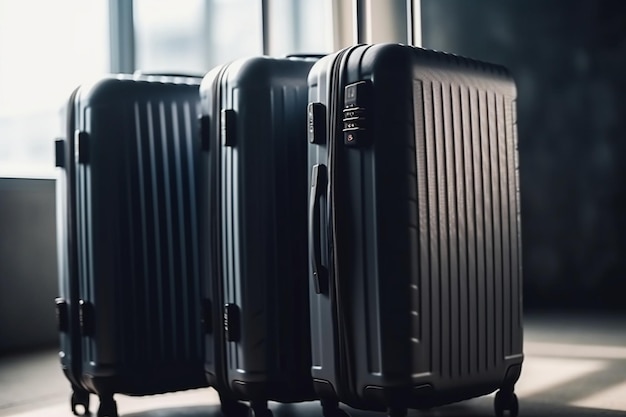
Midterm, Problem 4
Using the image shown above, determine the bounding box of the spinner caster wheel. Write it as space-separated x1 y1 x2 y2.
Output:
321 399 349 417
494 390 518 417
221 399 249 417
96 396 118 417
322 407 349 417
247 401 272 417
71 389 90 416
387 407 407 417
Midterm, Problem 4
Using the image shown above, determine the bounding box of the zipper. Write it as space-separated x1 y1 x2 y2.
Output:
75 89 95 365
210 64 231 391
61 85 86 391
327 44 362 402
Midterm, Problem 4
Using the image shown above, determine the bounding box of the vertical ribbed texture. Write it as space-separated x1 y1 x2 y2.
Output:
496 95 511 358
222 83 310 376
266 84 309 375
116 95 202 366
412 74 520 378
413 80 429 373
508 97 522 353
270 86 283 373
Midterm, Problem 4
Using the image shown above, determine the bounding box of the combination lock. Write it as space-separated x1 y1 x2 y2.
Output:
342 81 371 146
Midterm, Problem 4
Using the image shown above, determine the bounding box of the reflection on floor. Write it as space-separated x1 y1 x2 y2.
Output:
1 312 625 417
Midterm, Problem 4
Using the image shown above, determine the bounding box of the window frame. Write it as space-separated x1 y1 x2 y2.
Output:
109 0 136 73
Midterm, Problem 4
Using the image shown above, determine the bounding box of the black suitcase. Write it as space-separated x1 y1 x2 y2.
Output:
55 74 208 417
307 44 524 417
198 55 319 417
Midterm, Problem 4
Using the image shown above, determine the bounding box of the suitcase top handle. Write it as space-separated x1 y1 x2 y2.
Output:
132 70 204 79
285 53 327 60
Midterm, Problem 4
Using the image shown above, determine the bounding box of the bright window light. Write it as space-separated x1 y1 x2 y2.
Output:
264 0 333 56
0 0 109 178
134 0 264 74
134 0 207 74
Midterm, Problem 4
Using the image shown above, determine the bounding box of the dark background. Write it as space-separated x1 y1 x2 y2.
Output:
422 0 626 311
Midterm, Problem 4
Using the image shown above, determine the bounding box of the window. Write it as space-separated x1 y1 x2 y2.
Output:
1 0 426 178
133 0 332 74
0 0 339 178
264 0 334 56
0 0 109 178
133 0 264 74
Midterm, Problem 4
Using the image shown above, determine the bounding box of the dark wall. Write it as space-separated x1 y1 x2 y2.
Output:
421 1 626 311
0 178 58 353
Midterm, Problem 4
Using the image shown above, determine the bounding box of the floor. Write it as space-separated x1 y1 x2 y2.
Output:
1 312 625 417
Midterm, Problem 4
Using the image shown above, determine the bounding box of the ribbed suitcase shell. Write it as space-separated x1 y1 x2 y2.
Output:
198 56 317 413
55 75 207 417
307 44 523 415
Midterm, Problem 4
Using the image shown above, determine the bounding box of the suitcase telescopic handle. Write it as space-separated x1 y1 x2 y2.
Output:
285 54 327 60
132 70 204 78
309 164 328 294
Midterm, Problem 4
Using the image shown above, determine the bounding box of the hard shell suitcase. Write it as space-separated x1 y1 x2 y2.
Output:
198 55 319 417
55 74 207 417
307 44 524 417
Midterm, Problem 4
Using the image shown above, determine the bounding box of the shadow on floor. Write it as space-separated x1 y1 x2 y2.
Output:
122 399 626 417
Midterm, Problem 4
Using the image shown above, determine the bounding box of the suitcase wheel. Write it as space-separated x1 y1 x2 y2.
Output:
494 389 518 417
248 401 272 417
321 400 349 417
96 396 118 417
220 399 249 417
70 390 90 416
323 409 349 417
387 407 407 417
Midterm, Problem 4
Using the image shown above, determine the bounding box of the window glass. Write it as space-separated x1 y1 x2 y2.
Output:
294 0 333 54
1 0 330 178
266 0 334 56
134 0 263 74
0 0 109 178
134 0 207 74
205 0 264 67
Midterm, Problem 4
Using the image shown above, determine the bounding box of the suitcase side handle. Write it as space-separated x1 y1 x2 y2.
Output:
309 164 328 294
55 139 65 168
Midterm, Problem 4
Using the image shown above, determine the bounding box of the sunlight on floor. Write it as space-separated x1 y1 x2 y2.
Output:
525 342 626 360
572 380 626 412
3 387 219 417
2 317 626 417
514 356 607 398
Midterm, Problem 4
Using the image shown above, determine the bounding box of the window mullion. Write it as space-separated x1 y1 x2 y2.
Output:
109 0 135 73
